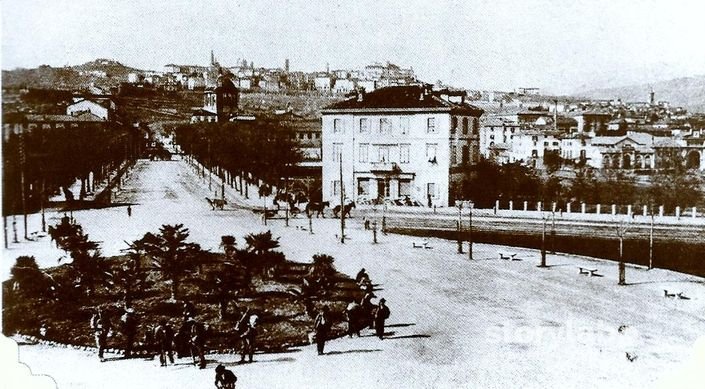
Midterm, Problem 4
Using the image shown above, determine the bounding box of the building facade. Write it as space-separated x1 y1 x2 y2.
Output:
321 85 483 207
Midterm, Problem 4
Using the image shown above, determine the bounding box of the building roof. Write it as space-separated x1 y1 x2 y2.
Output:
24 113 103 122
322 85 484 115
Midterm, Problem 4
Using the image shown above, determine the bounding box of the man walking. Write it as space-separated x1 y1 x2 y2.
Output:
154 319 175 367
313 306 331 355
90 308 111 361
345 299 362 338
187 317 207 369
374 298 391 340
120 307 139 358
238 312 258 363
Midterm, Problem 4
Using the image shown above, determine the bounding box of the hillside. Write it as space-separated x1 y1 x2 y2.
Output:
575 75 705 113
2 59 139 90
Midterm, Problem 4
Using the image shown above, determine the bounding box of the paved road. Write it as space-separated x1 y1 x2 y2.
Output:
9 159 705 389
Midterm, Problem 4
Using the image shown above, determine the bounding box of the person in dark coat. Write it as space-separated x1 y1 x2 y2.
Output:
90 308 111 361
215 364 237 389
120 307 139 358
360 291 376 329
374 298 391 340
355 268 368 284
345 299 362 337
187 317 207 369
238 312 258 363
313 306 331 355
154 319 175 366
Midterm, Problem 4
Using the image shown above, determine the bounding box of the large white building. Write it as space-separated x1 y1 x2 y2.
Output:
320 85 483 207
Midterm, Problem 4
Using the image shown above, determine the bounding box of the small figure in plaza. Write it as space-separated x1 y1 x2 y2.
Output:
345 299 362 338
214 364 237 389
120 307 139 358
313 306 331 355
361 291 376 328
363 217 370 230
238 311 258 363
187 317 207 369
90 308 111 361
127 205 132 217
373 298 391 340
355 268 368 284
427 194 432 208
154 319 175 367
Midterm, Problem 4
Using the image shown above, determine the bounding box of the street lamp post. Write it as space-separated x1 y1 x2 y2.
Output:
468 201 474 260
538 213 548 268
456 201 463 254
649 204 654 270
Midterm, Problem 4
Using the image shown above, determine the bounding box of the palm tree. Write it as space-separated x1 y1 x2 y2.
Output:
244 230 284 277
10 256 49 296
138 224 202 301
311 253 337 289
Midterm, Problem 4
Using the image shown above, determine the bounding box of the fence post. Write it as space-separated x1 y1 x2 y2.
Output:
567 203 571 214
659 205 664 217
495 200 500 213
581 202 586 214
509 201 513 211
611 204 616 215
675 206 681 219
643 205 648 217
537 201 542 212
627 204 632 217
693 207 697 219
524 201 528 211
596 204 601 214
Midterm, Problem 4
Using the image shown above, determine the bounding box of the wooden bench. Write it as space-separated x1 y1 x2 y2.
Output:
412 240 432 249
579 267 600 276
498 251 519 260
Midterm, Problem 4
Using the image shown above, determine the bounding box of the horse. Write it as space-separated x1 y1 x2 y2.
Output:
333 201 356 219
206 197 227 210
305 201 329 218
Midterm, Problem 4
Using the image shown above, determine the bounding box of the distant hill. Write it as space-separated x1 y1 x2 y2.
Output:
575 75 705 113
2 59 140 90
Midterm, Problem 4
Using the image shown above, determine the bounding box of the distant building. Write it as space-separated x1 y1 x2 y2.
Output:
191 76 239 123
320 85 483 207
314 76 332 93
66 98 116 121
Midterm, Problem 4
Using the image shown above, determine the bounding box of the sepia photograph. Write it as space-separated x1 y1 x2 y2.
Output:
1 1 704 388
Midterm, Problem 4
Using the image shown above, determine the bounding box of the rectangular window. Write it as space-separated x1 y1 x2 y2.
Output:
333 118 343 133
472 118 480 135
377 145 390 162
426 143 437 162
427 183 436 199
399 180 411 197
357 178 370 196
462 145 469 164
359 118 369 133
451 117 458 134
400 117 409 134
332 143 342 161
332 180 341 196
427 117 436 133
400 144 410 163
462 117 469 135
358 143 368 163
379 118 391 133
450 144 457 165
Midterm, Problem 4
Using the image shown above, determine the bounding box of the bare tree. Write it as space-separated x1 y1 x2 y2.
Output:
614 217 632 285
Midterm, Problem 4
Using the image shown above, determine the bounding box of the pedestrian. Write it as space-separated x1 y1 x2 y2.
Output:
120 307 139 358
373 298 391 340
187 317 207 369
345 299 362 337
238 311 258 363
154 319 175 367
355 268 368 284
127 205 132 217
214 364 237 389
360 291 376 328
313 306 331 355
90 308 111 361
427 194 432 208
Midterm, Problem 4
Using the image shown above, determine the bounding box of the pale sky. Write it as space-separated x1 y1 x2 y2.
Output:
2 0 705 94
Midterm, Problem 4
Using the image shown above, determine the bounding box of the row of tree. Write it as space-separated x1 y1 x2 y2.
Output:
173 118 303 199
458 157 704 210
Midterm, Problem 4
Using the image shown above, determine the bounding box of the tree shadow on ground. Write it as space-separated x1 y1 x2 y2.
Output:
325 348 382 355
385 334 430 340
626 279 705 286
386 323 415 328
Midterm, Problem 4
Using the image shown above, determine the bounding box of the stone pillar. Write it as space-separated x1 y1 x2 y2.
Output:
658 205 664 217
627 204 632 216
552 202 557 212
567 203 571 213
611 204 616 215
509 201 513 211
596 204 601 214
523 201 528 211
643 205 648 217
693 207 697 218
495 200 500 211
581 203 586 214
675 206 681 219
537 201 542 211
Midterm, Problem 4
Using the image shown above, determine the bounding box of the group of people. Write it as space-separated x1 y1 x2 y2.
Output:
312 268 391 355
88 301 260 370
